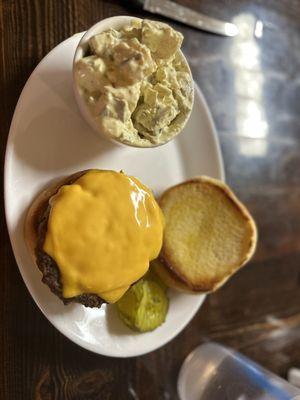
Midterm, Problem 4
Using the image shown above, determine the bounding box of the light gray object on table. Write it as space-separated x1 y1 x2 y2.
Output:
178 343 300 399
131 0 238 36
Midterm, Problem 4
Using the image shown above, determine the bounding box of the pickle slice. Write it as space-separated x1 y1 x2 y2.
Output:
116 276 169 332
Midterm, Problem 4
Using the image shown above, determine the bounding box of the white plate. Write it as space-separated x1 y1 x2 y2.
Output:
4 33 224 357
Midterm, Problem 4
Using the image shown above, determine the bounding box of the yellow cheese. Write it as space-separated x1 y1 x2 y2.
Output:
43 170 163 303
99 286 129 303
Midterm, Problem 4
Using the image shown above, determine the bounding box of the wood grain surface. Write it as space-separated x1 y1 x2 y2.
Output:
1 0 300 399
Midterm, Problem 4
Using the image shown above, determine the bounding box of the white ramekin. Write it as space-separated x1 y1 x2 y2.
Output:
72 16 194 148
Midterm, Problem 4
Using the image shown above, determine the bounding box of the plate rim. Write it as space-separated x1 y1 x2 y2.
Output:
4 33 225 357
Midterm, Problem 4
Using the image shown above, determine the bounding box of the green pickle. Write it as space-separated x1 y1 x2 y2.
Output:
116 272 169 332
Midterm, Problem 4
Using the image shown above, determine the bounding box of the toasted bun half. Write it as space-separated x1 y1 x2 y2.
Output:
158 176 257 293
151 259 196 293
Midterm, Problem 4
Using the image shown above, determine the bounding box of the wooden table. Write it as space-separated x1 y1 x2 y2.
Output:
1 1 300 398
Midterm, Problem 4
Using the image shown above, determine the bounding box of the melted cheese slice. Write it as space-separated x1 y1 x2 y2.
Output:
43 170 164 303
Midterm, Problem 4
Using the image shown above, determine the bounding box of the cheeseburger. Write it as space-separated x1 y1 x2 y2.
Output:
25 169 164 307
